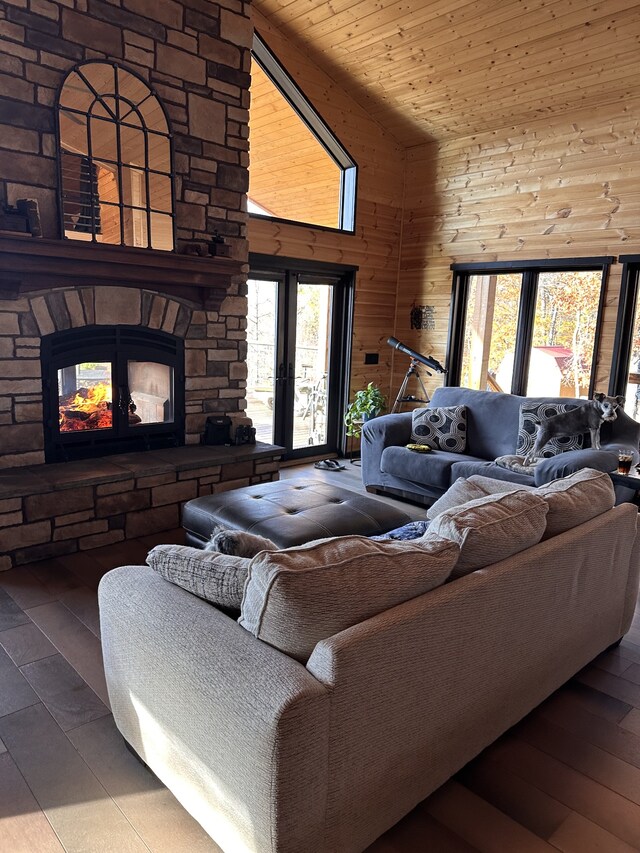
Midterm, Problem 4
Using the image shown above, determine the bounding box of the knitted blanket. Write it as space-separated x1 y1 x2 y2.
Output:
495 454 538 476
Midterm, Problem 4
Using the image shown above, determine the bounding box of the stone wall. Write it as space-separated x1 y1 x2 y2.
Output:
0 0 251 259
0 285 249 468
0 443 282 569
0 0 256 468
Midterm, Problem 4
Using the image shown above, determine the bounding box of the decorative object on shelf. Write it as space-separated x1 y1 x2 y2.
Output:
182 241 206 256
209 231 231 258
344 382 386 438
0 199 42 236
202 415 232 446
234 424 256 446
410 301 435 331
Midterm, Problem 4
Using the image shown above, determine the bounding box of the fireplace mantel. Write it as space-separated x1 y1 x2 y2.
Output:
0 235 245 307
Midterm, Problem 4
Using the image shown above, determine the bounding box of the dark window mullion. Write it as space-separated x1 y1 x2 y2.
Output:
444 271 470 387
610 263 640 397
144 121 152 248
113 67 125 247
588 263 610 397
281 272 298 449
511 270 537 396
85 114 97 243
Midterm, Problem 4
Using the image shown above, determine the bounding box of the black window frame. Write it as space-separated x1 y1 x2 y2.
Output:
446 257 613 397
56 59 176 252
610 255 640 397
247 253 356 459
249 33 358 234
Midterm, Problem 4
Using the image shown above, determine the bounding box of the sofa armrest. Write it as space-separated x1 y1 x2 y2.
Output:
99 566 329 853
533 448 618 485
360 412 413 488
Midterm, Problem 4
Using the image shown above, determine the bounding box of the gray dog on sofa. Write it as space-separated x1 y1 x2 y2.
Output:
524 392 625 465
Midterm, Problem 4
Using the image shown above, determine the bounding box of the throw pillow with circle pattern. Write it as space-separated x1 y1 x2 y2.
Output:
516 401 585 459
411 405 467 453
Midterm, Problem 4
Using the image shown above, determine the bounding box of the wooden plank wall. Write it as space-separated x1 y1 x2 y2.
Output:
248 8 406 403
397 99 640 398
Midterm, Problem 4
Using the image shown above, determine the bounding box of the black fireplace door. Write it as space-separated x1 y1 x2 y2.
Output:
42 325 185 462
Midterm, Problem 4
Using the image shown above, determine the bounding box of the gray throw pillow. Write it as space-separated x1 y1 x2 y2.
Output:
534 468 615 539
425 490 548 578
411 405 467 452
517 401 584 459
239 534 459 662
426 477 488 520
147 544 249 610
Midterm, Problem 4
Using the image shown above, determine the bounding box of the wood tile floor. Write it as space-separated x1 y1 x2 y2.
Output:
1 463 640 852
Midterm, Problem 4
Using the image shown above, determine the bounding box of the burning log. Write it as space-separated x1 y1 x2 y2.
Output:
59 381 113 432
63 409 91 421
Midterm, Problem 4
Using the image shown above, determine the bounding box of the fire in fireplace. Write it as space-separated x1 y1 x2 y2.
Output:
42 325 184 462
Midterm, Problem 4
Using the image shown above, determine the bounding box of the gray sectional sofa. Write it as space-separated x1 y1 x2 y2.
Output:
361 386 640 503
99 475 640 853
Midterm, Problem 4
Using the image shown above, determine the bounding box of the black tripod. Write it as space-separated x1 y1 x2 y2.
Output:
391 358 432 413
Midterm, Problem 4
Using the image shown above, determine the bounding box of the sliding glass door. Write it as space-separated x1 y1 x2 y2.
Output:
245 260 353 458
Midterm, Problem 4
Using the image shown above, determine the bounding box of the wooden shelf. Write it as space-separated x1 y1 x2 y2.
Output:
0 235 245 307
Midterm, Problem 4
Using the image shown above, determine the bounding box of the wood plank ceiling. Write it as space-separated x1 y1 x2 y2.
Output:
251 0 640 146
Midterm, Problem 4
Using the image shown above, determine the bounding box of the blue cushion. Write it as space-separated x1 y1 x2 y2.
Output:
450 459 535 486
381 445 486 490
430 387 523 460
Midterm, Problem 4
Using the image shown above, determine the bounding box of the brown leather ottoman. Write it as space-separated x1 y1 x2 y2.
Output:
182 480 412 549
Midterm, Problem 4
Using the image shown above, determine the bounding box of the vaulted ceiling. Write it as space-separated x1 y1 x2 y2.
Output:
252 0 640 147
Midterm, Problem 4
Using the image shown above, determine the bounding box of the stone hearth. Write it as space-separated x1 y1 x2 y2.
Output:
0 443 284 570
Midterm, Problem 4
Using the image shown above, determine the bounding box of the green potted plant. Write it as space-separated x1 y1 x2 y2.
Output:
344 382 387 438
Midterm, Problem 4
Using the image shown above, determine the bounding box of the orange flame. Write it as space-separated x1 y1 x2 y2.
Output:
59 382 113 432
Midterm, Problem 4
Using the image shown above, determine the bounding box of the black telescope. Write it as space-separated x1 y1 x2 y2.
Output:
387 337 446 374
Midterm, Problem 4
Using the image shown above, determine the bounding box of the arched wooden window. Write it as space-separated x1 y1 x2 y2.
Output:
57 61 175 251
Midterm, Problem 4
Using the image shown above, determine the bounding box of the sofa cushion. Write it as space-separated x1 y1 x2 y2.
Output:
427 473 535 520
426 477 488 519
381 446 487 491
467 474 534 495
429 386 524 459
239 534 459 662
411 405 467 452
450 458 535 486
425 491 548 578
147 544 249 611
517 400 585 459
535 468 615 539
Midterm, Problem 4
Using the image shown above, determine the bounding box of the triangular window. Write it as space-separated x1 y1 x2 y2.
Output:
249 34 357 232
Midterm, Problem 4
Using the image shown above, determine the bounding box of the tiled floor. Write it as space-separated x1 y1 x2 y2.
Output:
1 464 640 851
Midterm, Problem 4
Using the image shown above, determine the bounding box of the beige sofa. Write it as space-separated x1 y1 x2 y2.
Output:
99 491 640 853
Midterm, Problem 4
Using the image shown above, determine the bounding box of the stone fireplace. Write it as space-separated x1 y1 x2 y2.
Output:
0 251 251 470
0 1 285 569
42 324 185 463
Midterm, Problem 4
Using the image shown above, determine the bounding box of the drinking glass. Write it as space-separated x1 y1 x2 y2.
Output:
617 451 633 475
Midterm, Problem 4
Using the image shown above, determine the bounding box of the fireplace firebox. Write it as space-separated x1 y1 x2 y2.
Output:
42 325 185 462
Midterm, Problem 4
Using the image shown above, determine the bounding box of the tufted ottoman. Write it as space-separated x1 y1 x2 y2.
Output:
182 480 412 549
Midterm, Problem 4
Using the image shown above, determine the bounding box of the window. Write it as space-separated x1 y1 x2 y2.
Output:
249 34 357 232
57 61 174 251
448 259 611 398
610 256 640 420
